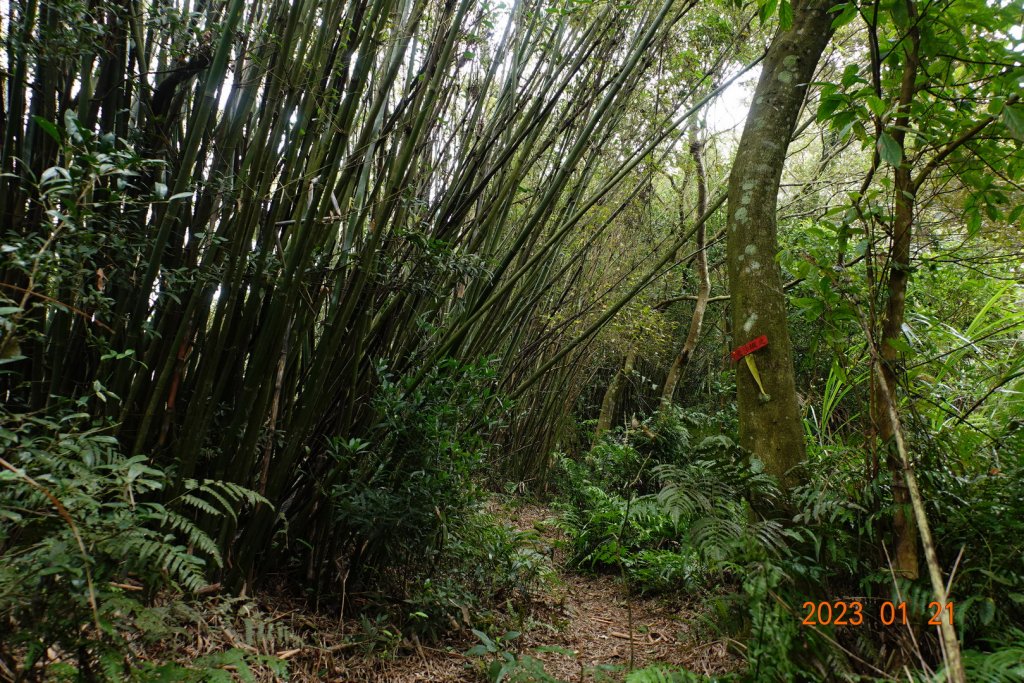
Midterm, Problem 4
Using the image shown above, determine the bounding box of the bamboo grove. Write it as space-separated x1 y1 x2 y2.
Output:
0 0 763 586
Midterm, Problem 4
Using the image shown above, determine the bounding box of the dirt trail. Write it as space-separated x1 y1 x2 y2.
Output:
340 503 740 681
508 504 739 681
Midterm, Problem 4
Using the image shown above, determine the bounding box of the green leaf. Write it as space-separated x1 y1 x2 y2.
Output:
866 96 887 119
830 2 858 29
887 0 909 26
966 208 982 236
32 116 62 144
817 93 845 122
1008 204 1024 224
1001 104 1024 141
63 109 83 142
792 298 824 317
877 131 902 167
841 63 863 88
100 349 135 361
885 337 913 354
831 359 847 383
979 598 995 625
778 0 793 29
471 628 496 651
93 379 107 402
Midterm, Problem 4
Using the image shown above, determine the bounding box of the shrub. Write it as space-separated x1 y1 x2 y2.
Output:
325 358 555 637
327 359 501 593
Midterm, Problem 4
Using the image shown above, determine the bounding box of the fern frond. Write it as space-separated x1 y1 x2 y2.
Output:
196 485 238 522
625 665 702 683
216 481 270 508
142 503 223 567
959 642 1024 683
180 493 220 517
118 533 209 592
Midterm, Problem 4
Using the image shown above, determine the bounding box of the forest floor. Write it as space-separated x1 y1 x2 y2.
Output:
281 502 743 681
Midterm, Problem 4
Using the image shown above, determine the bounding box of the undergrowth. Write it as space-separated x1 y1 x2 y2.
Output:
0 410 273 680
546 405 1024 682
321 358 556 642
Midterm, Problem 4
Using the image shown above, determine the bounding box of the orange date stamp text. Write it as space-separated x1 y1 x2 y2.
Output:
801 601 954 626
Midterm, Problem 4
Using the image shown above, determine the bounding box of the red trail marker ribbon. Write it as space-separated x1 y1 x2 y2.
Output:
730 335 768 363
730 335 770 400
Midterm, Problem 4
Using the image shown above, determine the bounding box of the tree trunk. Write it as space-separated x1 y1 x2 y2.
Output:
662 132 710 407
596 347 636 437
870 2 921 579
725 0 837 490
866 328 965 683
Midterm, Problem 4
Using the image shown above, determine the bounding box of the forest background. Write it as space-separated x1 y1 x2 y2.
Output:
1 0 1023 679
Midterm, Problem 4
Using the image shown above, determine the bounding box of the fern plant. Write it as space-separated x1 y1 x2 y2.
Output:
130 648 288 682
957 635 1024 683
0 410 268 679
625 665 736 682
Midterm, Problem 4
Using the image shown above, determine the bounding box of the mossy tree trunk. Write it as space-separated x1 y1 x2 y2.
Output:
725 0 837 490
